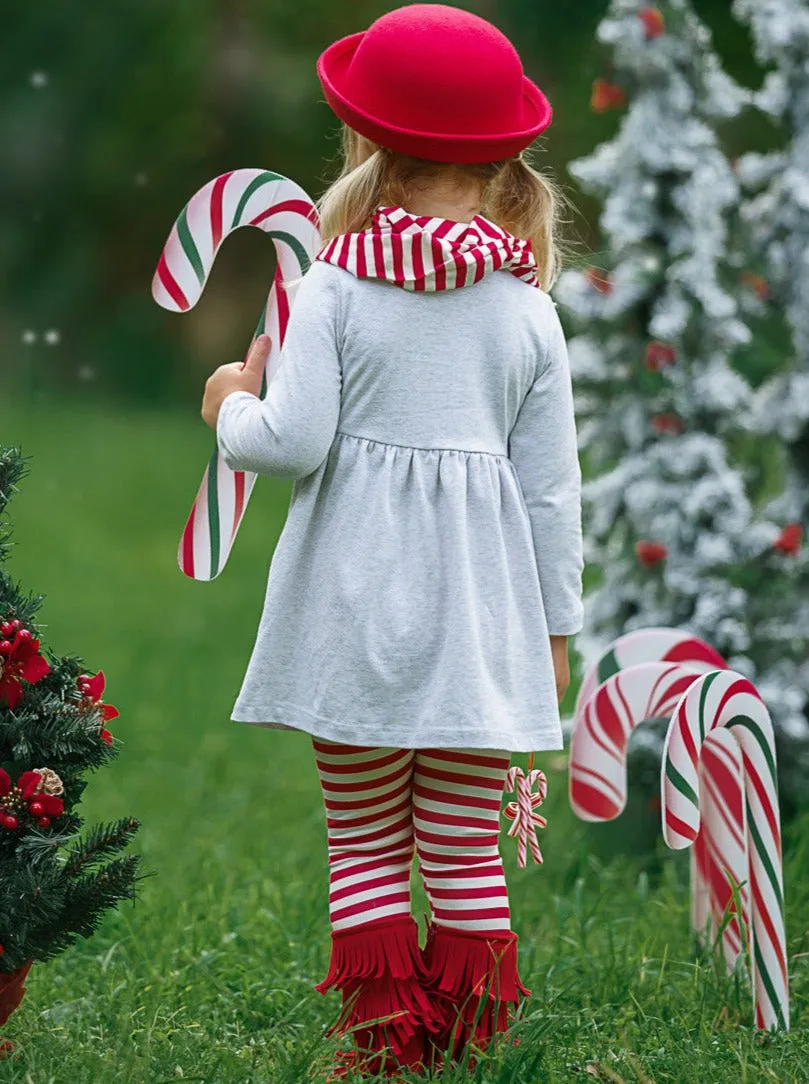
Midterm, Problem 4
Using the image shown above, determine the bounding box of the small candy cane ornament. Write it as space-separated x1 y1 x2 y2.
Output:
504 756 548 868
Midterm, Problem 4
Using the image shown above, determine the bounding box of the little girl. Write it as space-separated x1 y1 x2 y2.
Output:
201 4 584 1077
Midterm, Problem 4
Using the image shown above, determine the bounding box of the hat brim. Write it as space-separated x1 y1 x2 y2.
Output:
317 31 553 164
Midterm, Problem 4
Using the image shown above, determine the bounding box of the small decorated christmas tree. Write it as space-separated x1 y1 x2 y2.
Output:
0 447 143 1045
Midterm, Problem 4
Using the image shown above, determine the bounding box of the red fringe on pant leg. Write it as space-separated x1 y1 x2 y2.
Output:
422 923 531 1061
316 915 442 1075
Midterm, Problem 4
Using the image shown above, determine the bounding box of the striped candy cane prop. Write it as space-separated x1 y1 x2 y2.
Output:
662 669 789 1032
504 764 547 868
569 653 749 979
571 627 743 951
570 660 705 822
152 169 321 580
692 726 749 971
572 627 728 732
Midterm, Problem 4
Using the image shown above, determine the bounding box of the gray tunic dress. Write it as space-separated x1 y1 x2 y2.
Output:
216 259 584 752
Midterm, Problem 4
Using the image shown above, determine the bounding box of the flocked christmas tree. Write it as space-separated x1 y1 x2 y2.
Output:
729 0 809 817
554 0 807 817
0 447 143 1037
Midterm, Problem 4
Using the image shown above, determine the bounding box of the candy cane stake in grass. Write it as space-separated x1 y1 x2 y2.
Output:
152 168 321 580
571 627 745 955
570 659 705 822
569 654 749 979
693 726 749 970
662 669 789 1032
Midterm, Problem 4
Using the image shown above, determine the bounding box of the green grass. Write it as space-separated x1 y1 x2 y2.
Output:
0 396 806 1083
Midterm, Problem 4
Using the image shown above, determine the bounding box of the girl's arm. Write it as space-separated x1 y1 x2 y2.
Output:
550 634 571 705
508 300 585 638
214 263 342 480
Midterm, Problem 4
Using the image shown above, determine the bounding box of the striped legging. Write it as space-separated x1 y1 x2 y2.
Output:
313 738 530 1072
313 739 512 931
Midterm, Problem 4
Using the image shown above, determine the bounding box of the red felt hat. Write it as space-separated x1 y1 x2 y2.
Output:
316 4 553 164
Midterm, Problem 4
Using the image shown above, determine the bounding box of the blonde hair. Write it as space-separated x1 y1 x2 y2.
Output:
315 123 572 291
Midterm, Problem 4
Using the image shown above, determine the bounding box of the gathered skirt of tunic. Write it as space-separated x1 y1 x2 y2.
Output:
230 429 564 753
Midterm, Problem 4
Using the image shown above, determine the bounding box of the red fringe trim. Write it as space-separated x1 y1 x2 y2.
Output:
422 923 531 1059
316 916 441 1074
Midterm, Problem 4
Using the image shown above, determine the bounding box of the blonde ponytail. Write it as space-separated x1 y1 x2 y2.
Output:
314 123 572 291
481 151 572 291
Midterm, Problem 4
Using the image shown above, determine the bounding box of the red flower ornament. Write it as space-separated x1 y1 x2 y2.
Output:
644 341 678 371
651 412 685 435
772 523 802 556
0 625 50 710
635 540 668 568
740 271 769 300
591 79 626 113
639 7 665 39
78 671 119 745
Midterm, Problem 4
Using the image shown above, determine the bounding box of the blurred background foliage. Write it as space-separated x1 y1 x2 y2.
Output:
1 1 775 408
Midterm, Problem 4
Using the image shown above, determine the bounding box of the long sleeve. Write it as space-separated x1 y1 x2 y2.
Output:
216 262 342 480
508 301 584 636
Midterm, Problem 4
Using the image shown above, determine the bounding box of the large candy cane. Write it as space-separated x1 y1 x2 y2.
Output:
569 658 771 1026
571 628 745 959
691 726 749 970
569 656 749 969
662 669 789 1032
572 627 728 726
570 659 706 822
152 169 321 580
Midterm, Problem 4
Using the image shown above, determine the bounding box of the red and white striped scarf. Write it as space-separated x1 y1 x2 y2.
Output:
315 204 540 291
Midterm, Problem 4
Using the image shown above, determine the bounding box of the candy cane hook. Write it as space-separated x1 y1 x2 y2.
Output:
152 168 321 580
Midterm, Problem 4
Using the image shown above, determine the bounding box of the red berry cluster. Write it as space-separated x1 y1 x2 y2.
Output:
0 617 30 656
591 78 626 113
740 270 769 300
0 770 63 832
635 539 668 568
639 7 665 39
651 412 685 435
644 341 677 371
773 523 802 557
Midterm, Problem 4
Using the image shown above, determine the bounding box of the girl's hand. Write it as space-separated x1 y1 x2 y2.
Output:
549 634 570 706
201 334 272 430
